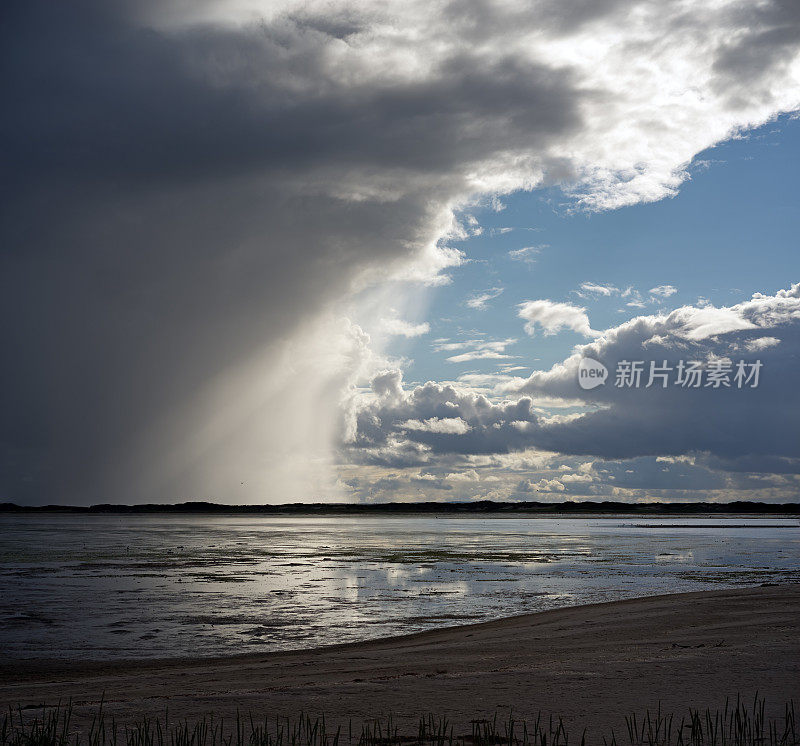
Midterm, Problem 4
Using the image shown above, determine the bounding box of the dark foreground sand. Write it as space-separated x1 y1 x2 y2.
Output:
2 585 798 738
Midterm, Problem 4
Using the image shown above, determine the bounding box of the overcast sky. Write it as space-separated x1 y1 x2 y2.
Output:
2 0 799 505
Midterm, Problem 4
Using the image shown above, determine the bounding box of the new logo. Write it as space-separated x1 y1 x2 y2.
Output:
577 358 608 389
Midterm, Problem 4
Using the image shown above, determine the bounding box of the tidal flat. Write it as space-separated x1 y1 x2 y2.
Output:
1 514 798 660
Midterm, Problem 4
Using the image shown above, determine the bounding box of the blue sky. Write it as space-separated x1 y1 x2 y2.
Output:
390 115 800 385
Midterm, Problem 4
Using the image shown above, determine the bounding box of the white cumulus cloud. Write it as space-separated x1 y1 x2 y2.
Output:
400 417 472 435
650 285 679 298
380 318 431 338
518 300 599 337
466 287 504 310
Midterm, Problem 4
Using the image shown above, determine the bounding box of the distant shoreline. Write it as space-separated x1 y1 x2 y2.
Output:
2 499 799 515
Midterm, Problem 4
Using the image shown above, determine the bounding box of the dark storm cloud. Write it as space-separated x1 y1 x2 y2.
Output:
442 0 631 39
711 0 800 93
1 2 579 186
701 455 800 475
593 458 726 491
0 0 582 503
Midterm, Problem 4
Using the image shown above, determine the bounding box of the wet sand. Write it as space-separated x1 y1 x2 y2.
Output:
2 584 798 738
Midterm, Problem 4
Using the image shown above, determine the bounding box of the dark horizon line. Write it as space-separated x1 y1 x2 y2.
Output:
1 500 798 515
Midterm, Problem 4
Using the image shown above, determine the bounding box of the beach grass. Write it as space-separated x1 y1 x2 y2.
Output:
1 697 796 746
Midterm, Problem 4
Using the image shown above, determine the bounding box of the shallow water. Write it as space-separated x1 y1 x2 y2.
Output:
1 514 798 660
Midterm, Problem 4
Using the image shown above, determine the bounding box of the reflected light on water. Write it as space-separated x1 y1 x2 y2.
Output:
0 514 797 660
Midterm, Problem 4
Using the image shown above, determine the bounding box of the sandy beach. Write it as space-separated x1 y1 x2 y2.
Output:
2 584 798 738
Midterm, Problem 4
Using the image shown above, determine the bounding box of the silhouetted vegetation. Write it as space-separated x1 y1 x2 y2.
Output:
1 697 796 746
1 501 798 516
